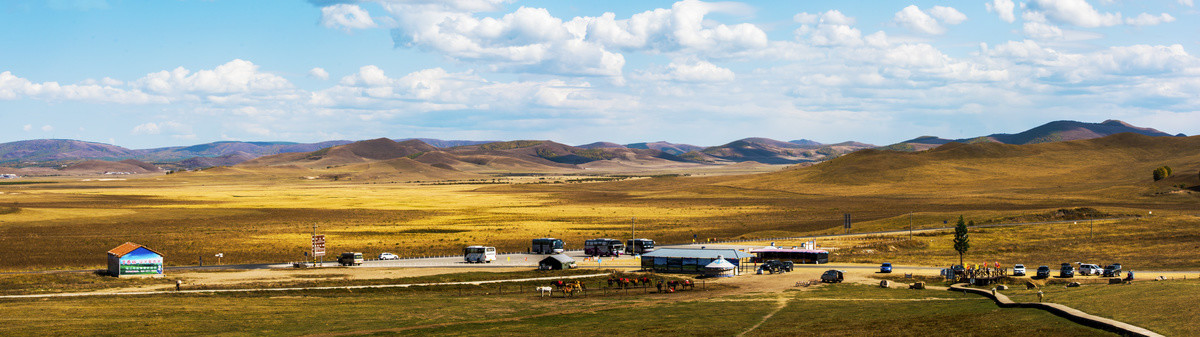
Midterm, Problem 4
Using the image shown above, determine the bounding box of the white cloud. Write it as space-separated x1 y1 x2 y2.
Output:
1026 0 1122 28
1182 0 1195 7
795 10 868 47
320 4 378 31
792 12 818 25
134 59 292 96
986 0 1016 23
929 6 967 25
1024 21 1064 40
132 122 161 135
22 124 32 131
635 59 735 83
1125 13 1175 27
308 67 330 80
0 71 164 104
893 5 964 35
40 125 53 132
379 0 768 78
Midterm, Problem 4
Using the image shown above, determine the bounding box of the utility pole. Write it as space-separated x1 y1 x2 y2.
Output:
909 212 913 241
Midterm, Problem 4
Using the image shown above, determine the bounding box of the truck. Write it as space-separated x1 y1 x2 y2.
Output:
338 252 363 266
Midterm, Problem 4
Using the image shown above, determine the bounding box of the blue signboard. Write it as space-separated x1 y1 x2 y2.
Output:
119 247 163 275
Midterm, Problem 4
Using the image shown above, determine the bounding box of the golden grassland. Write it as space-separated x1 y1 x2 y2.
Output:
0 281 1114 336
0 134 1197 271
1003 278 1200 336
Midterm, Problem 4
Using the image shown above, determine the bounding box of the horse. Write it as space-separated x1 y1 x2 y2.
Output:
536 286 552 297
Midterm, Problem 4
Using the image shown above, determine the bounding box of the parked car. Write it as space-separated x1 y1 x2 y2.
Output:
880 262 893 273
338 252 364 266
820 270 845 283
1012 264 1026 276
1035 265 1051 279
378 252 399 260
1059 263 1075 278
1102 263 1123 277
760 260 793 274
1078 263 1101 276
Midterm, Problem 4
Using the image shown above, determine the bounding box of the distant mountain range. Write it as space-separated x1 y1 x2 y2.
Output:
0 120 1185 176
880 120 1181 151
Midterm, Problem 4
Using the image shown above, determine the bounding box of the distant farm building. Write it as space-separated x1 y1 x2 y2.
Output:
107 242 163 277
749 247 829 264
641 248 754 276
0 174 17 179
538 254 576 270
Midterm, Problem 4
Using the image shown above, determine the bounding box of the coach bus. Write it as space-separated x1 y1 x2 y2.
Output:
749 247 829 264
531 238 565 254
584 238 624 257
625 238 655 255
464 246 496 263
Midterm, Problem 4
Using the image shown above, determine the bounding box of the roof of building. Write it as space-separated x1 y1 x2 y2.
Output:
704 256 736 270
748 248 828 254
641 248 753 259
541 254 575 264
106 242 163 258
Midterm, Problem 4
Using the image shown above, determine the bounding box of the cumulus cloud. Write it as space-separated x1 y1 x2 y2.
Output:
372 0 767 78
893 5 965 35
1125 13 1175 27
320 4 377 31
308 67 330 80
22 124 32 131
986 0 1016 23
794 10 871 47
1182 0 1195 7
1024 21 1064 40
0 71 164 104
134 59 292 95
1026 0 1122 28
634 59 735 83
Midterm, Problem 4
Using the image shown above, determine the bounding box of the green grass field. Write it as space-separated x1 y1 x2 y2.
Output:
1003 278 1200 336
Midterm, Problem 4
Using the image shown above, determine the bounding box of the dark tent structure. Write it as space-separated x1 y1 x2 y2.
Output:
539 254 576 270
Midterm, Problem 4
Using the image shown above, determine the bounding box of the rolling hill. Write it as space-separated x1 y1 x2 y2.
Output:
738 133 1200 198
698 138 876 164
882 120 1182 151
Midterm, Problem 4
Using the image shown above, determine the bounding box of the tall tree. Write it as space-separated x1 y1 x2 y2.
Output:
953 215 970 267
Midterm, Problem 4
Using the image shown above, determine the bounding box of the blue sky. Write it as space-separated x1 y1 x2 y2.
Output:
1 0 1198 148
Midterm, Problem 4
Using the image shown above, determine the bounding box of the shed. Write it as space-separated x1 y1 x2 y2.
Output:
641 248 754 275
106 242 163 277
539 254 576 270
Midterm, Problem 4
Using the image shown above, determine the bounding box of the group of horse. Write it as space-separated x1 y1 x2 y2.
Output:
538 277 697 297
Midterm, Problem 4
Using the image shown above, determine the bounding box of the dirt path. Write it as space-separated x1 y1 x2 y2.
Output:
736 295 789 337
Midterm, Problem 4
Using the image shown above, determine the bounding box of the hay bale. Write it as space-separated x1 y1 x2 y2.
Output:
1025 281 1038 289
1108 278 1123 285
879 280 891 288
1066 282 1081 287
909 281 925 290
996 285 1008 290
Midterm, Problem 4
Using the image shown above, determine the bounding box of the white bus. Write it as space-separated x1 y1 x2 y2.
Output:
464 246 496 263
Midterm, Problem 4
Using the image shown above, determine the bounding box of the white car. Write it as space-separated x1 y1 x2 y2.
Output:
1012 264 1026 276
1078 263 1101 276
378 252 399 260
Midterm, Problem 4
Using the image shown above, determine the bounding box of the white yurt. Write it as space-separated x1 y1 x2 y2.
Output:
704 255 737 278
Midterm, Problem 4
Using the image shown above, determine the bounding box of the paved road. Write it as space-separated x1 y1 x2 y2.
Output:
0 273 609 299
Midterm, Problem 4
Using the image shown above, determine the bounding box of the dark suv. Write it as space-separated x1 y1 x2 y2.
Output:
1102 263 1123 277
1035 265 1051 279
761 260 793 274
1059 263 1075 278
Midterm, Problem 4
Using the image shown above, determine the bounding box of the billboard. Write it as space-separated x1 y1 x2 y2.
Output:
118 247 163 275
312 234 326 257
